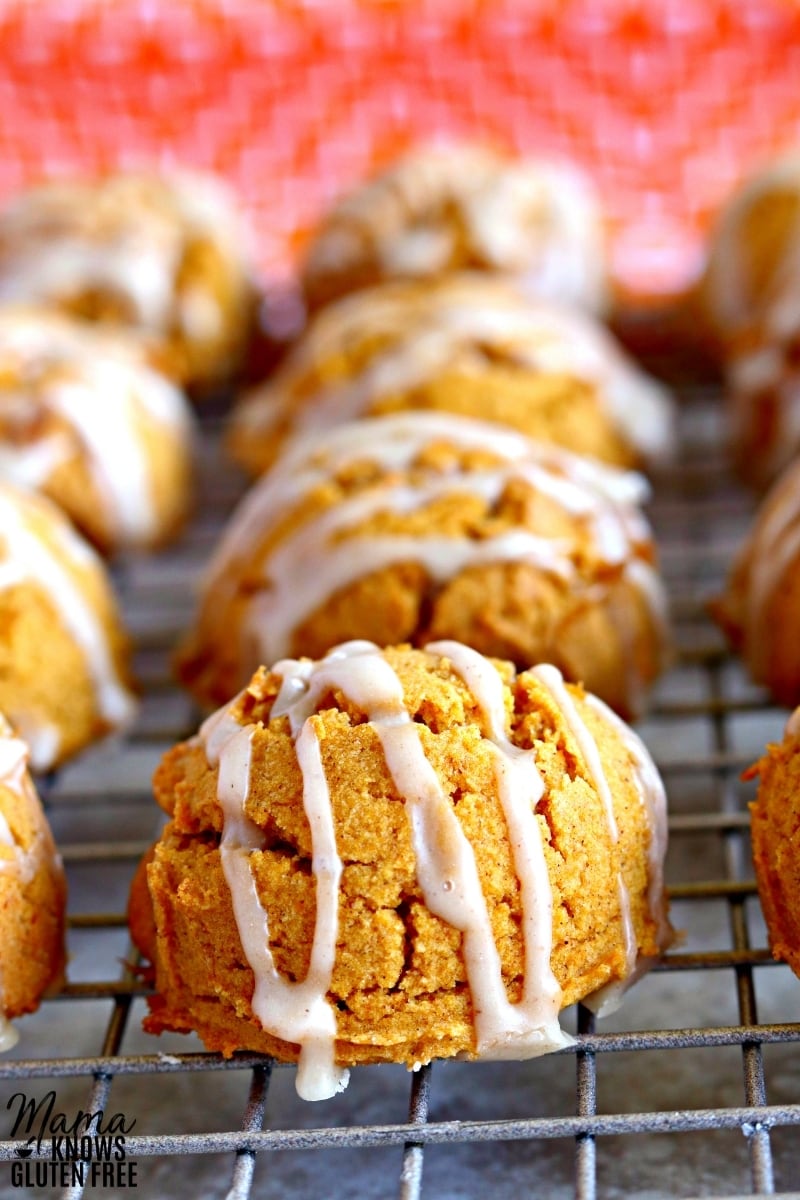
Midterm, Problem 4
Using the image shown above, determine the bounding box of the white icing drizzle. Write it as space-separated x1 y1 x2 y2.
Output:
785 708 800 741
424 640 570 1051
0 312 192 546
201 413 663 716
0 432 72 489
237 276 673 462
529 664 637 1014
243 511 575 671
218 411 648 574
200 691 348 1102
0 485 135 768
0 235 176 332
584 694 671 1008
464 159 607 312
0 1015 19 1052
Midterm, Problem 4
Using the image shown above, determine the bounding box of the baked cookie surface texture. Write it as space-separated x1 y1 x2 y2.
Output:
131 641 671 1099
748 710 800 978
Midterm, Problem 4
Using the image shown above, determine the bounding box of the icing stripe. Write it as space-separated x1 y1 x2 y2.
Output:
200 695 348 1102
425 640 568 1049
196 643 667 1096
214 411 648 578
584 694 671 957
0 173 249 337
530 663 637 1012
0 1017 18 1052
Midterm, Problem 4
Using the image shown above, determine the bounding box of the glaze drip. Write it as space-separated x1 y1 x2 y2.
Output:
200 693 348 1102
307 145 606 311
425 640 570 1052
530 664 637 1013
585 694 671 957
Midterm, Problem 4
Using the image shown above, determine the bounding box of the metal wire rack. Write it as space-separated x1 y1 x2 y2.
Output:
2 389 800 1200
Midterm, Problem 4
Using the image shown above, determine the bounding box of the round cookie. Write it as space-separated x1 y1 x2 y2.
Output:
180 413 669 720
0 171 256 390
0 308 194 553
130 641 671 1099
0 481 136 770
301 143 608 314
701 155 800 487
0 713 67 1050
712 456 800 706
228 275 675 477
747 710 800 977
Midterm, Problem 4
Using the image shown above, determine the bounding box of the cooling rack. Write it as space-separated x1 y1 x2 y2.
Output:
1 390 800 1200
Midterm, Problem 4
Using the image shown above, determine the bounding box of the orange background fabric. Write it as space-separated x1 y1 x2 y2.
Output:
1 0 800 303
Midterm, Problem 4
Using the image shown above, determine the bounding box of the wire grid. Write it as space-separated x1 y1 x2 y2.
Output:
1 392 800 1199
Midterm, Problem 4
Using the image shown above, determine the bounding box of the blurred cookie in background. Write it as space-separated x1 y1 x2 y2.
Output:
301 143 608 315
702 154 800 487
0 171 257 393
713 451 800 707
0 308 194 554
229 275 675 478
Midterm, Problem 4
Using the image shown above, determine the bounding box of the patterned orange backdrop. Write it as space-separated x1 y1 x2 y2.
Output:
1 0 800 305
